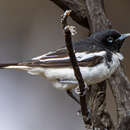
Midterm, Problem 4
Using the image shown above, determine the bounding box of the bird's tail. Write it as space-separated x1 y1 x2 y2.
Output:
0 62 31 70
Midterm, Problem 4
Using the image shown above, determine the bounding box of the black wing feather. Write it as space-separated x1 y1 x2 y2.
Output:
29 40 104 67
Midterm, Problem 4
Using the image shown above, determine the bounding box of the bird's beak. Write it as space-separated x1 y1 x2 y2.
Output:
117 33 130 41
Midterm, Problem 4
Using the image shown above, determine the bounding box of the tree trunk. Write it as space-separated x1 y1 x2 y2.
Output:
50 0 130 129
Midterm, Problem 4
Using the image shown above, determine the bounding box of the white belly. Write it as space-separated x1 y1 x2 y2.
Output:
43 59 118 84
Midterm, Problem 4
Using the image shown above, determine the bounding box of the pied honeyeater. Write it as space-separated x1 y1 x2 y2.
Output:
0 29 130 100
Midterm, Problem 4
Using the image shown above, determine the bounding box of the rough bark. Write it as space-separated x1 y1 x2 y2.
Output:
50 0 130 129
108 66 130 129
85 0 112 32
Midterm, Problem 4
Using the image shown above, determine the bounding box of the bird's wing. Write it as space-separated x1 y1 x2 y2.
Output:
30 47 106 67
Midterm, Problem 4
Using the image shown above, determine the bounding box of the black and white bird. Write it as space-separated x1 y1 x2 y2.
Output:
0 29 130 91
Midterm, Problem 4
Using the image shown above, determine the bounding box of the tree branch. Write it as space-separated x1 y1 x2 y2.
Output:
85 0 112 33
50 0 89 29
61 10 89 126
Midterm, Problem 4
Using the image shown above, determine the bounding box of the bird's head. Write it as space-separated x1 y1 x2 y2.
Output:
90 29 130 52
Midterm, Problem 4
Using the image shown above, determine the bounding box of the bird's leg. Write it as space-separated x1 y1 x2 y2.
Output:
66 89 80 104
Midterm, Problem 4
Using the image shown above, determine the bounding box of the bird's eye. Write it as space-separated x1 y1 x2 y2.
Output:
107 36 114 43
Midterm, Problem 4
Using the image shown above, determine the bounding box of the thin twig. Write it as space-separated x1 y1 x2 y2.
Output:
61 10 89 125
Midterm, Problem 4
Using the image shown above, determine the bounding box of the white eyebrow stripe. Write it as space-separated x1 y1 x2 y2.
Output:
32 51 106 63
